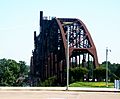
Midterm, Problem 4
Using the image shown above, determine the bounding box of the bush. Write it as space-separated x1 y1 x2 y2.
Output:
115 65 120 79
93 67 106 81
39 76 57 86
70 67 88 83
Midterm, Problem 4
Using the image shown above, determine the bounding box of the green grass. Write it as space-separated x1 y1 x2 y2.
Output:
69 82 114 88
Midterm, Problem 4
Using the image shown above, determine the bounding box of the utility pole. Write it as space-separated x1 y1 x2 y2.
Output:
106 47 108 87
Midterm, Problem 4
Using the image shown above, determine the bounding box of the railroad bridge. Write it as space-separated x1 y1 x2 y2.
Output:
30 11 99 86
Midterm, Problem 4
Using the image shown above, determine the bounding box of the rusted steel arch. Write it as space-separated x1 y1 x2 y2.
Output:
55 18 99 67
77 19 99 67
55 18 67 53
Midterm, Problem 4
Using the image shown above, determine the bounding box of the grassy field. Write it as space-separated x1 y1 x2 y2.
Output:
69 82 114 88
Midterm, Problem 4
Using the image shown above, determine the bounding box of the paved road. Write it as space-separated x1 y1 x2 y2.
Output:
0 91 120 99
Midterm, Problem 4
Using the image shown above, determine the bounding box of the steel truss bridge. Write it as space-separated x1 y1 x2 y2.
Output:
30 11 99 86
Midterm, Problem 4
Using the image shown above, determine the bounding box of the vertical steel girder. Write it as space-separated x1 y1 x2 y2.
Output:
30 11 99 86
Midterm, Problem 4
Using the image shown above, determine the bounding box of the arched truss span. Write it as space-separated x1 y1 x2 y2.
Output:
55 18 98 67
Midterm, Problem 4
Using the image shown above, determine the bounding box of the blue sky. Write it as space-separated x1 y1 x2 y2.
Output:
0 0 120 65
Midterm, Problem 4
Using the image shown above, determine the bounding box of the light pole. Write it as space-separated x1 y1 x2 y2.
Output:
106 47 108 87
66 26 70 90
106 47 111 87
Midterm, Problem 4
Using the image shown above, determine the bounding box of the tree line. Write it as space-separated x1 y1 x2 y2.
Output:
0 58 120 86
40 61 120 86
69 61 120 83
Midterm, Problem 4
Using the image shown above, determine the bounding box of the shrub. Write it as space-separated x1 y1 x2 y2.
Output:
70 67 88 83
93 67 106 81
40 76 57 86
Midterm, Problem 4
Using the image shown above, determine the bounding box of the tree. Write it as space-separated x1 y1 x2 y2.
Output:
115 65 120 79
93 67 106 81
0 58 29 86
18 61 29 75
70 67 88 83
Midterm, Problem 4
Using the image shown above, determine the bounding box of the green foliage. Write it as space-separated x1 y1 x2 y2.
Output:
70 67 88 83
93 67 106 81
0 58 29 86
18 61 29 75
100 62 120 82
115 65 120 80
40 76 57 86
